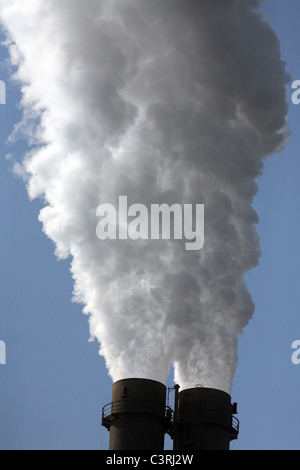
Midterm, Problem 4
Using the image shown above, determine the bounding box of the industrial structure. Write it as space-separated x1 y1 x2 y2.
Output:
102 378 239 450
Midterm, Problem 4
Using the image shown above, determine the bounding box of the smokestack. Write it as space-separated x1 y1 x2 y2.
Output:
102 380 238 450
102 378 167 450
173 387 239 450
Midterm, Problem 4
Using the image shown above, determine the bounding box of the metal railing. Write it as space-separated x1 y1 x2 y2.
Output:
102 399 239 441
102 399 167 429
231 415 240 437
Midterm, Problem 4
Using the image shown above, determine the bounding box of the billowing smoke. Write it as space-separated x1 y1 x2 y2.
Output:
0 0 289 392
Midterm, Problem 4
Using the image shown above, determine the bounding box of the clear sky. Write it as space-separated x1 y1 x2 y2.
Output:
0 0 300 450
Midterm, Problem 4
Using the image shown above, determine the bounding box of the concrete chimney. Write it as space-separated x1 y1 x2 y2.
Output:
173 387 239 450
102 378 167 450
102 380 239 450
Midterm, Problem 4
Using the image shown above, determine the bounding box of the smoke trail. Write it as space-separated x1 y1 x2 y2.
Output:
0 0 289 392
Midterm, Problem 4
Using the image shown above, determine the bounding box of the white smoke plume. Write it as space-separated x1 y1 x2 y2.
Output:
0 0 289 392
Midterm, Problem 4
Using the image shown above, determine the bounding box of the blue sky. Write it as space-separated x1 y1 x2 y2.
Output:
0 0 300 450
